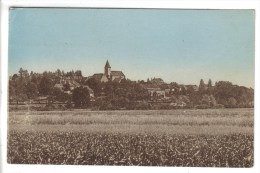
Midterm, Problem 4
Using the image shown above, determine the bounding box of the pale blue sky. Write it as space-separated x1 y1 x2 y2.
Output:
9 8 254 87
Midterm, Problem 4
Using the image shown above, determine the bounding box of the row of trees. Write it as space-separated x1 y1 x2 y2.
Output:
9 68 254 110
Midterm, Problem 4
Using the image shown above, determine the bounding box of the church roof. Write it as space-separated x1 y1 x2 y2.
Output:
105 60 111 68
112 77 122 83
111 71 125 77
93 73 104 80
92 73 108 82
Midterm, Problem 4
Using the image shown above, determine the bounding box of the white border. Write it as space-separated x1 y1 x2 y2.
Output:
1 0 259 173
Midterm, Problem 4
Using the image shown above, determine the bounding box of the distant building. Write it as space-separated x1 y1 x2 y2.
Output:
54 83 64 91
92 73 109 83
82 85 95 100
141 84 166 99
58 78 81 91
92 60 125 83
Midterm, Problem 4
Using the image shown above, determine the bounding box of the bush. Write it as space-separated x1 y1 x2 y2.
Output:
134 101 151 110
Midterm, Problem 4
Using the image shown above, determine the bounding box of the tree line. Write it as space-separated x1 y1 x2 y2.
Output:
9 68 254 110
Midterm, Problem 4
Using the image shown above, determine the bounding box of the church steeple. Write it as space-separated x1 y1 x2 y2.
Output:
104 60 111 78
105 60 111 68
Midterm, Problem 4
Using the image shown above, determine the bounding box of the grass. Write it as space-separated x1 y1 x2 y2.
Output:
8 108 254 135
8 108 254 134
9 124 253 135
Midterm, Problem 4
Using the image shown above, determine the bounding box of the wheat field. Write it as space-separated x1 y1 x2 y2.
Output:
8 108 254 166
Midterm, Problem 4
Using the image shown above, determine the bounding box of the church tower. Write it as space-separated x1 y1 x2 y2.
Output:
104 60 111 79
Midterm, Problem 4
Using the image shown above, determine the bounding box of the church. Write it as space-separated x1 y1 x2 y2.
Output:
92 60 125 82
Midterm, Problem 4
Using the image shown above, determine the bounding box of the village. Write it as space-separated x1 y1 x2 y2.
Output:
9 60 254 110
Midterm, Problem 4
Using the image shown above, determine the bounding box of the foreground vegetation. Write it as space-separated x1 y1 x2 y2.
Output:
8 132 253 167
8 109 254 167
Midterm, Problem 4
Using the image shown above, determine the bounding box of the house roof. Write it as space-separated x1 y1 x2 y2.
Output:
70 80 80 88
82 85 94 94
105 60 111 68
111 71 125 76
92 73 108 82
54 84 63 89
93 73 104 80
112 77 122 83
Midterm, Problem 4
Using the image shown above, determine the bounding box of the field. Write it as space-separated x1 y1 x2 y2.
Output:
8 108 254 167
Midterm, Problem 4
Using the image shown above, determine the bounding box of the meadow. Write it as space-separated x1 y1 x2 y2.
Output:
7 108 254 167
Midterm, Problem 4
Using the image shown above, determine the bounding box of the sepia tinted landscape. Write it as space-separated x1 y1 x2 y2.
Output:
8 8 254 167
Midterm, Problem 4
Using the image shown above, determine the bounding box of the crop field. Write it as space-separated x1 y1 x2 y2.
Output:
7 108 254 167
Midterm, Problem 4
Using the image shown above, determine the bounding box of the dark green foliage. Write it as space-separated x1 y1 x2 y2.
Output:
63 83 70 91
72 87 90 108
199 79 206 93
39 76 53 96
25 82 38 99
86 78 102 97
214 81 253 108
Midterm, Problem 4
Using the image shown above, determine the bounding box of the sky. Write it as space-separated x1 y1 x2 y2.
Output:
8 8 255 88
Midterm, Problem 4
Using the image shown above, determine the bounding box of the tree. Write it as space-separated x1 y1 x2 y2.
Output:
72 86 90 108
199 79 206 93
63 82 71 91
186 86 195 95
189 92 202 107
12 74 19 81
209 95 217 107
207 79 213 94
133 84 150 101
52 88 71 103
75 70 82 77
31 73 38 84
9 83 16 102
25 82 38 99
39 76 53 95
179 86 187 95
201 95 211 106
56 69 61 76
178 95 190 105
208 79 212 88
228 97 237 108
86 78 102 97
214 81 233 106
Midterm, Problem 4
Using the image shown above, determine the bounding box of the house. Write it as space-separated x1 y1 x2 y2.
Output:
141 84 166 99
92 60 125 83
82 85 95 99
54 83 64 91
57 77 81 91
